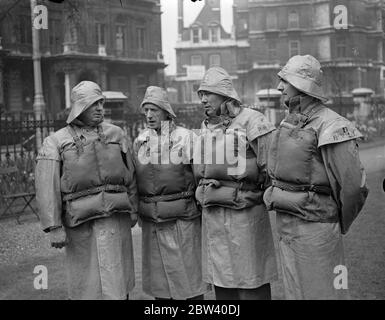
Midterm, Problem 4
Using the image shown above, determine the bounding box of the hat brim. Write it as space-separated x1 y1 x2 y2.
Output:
66 95 105 124
278 71 328 103
197 84 242 104
140 99 176 119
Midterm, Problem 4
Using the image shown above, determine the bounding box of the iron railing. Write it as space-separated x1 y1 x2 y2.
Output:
0 106 203 208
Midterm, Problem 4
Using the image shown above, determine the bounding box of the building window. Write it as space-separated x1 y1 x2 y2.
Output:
19 16 32 44
49 19 62 52
268 41 277 59
191 55 202 66
136 27 146 50
69 24 77 43
266 11 278 30
95 23 106 46
288 10 299 29
335 72 348 93
192 28 201 43
289 40 300 56
209 26 220 43
238 18 248 32
336 38 347 58
382 11 385 32
137 74 148 98
238 50 247 68
116 25 125 53
209 54 221 67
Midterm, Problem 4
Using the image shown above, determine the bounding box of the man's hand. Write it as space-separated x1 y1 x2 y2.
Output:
130 213 138 228
49 227 68 249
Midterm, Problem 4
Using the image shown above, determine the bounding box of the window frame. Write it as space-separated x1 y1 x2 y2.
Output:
209 53 221 67
191 27 201 43
209 26 220 43
266 11 278 30
19 15 32 44
288 10 299 29
336 37 347 58
268 41 277 60
136 27 146 50
191 54 203 66
95 22 106 46
115 24 126 53
289 40 301 57
49 18 62 52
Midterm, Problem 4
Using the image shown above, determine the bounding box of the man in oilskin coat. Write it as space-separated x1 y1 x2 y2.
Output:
35 81 138 300
264 55 368 300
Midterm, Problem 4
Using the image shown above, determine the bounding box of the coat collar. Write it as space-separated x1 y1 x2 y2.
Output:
285 94 318 115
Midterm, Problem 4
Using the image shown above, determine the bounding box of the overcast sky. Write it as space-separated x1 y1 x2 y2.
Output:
160 0 234 75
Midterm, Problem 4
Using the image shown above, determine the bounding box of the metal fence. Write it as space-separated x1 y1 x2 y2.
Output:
0 112 65 210
0 106 204 159
0 106 204 210
2 101 382 211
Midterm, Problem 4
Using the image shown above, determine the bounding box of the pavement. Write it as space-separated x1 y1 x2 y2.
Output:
359 141 385 174
359 137 385 151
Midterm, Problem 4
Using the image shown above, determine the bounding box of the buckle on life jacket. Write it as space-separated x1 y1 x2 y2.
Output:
199 178 262 192
63 184 128 201
272 180 332 196
140 190 194 203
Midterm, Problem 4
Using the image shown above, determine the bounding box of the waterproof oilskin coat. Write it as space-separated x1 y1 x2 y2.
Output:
134 124 200 223
134 124 209 299
35 122 137 299
263 95 368 299
60 125 134 227
35 81 137 299
194 108 274 209
37 123 137 228
195 108 278 289
264 96 366 232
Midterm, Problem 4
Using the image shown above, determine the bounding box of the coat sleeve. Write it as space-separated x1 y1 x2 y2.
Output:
248 130 274 189
320 140 369 234
35 136 63 232
120 134 138 215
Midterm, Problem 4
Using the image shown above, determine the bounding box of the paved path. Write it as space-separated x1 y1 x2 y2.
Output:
359 143 385 174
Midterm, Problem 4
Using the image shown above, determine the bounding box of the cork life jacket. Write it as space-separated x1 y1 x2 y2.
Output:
265 103 339 222
193 108 270 210
60 125 132 227
134 126 200 223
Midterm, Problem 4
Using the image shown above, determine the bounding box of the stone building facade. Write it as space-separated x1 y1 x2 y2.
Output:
174 0 250 103
0 0 165 116
235 0 385 105
175 0 384 106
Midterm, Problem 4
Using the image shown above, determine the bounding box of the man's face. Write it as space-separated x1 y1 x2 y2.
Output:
143 103 168 130
78 99 104 126
198 90 226 117
277 78 300 104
